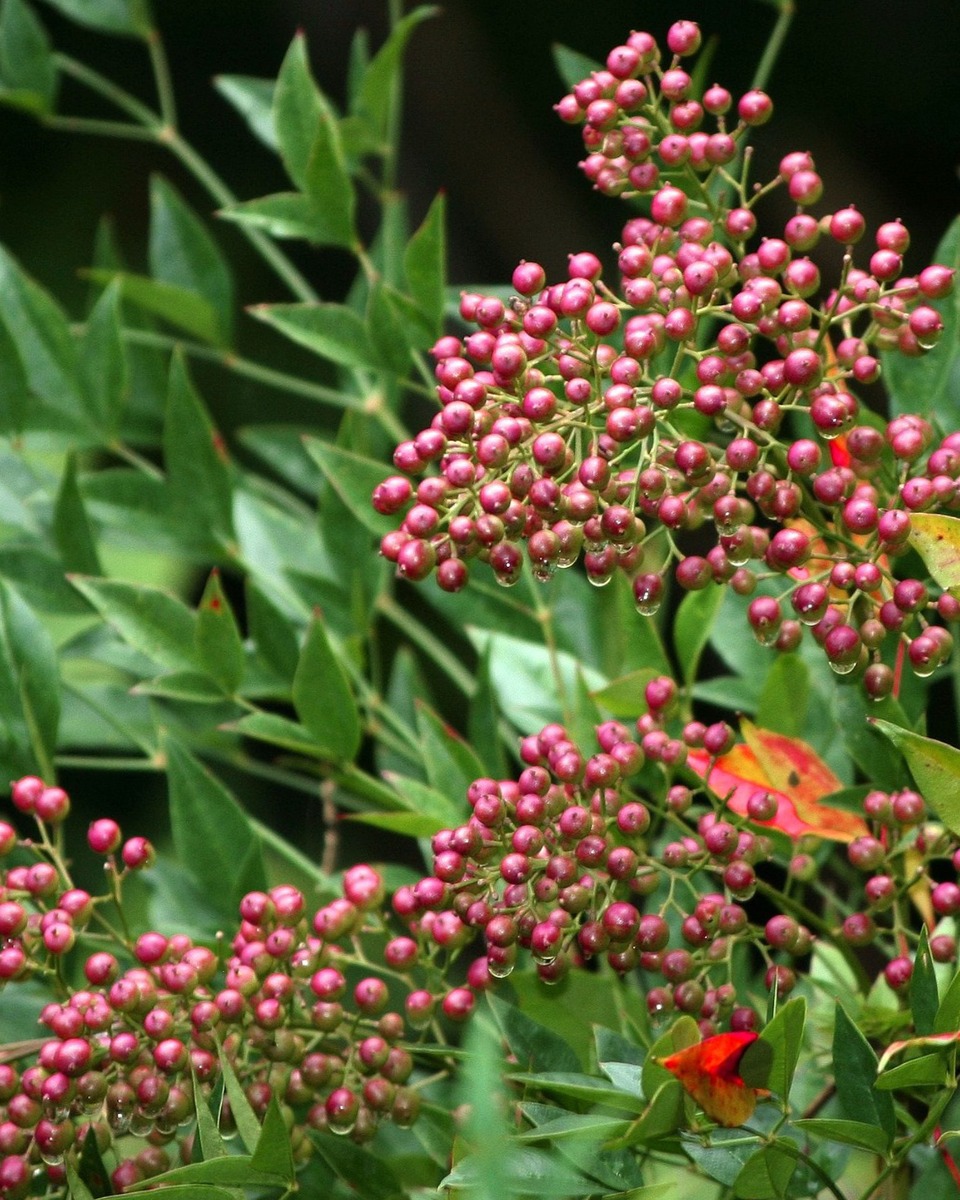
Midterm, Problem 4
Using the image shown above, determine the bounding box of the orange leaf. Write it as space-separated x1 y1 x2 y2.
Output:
658 1032 763 1127
688 720 868 843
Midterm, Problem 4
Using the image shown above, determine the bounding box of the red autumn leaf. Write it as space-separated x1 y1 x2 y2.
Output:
658 1031 764 1127
688 719 868 842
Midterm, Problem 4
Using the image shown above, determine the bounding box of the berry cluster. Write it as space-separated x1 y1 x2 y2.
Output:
2 718 957 1192
0 781 429 1196
387 683 959 1032
374 19 957 692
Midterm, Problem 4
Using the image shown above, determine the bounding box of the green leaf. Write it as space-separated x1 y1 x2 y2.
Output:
214 74 277 151
0 311 30 434
870 717 960 836
0 544 90 614
69 574 199 674
832 1002 895 1145
246 579 299 685
592 668 660 718
149 175 234 345
366 281 413 375
486 992 581 1073
250 302 376 369
468 643 507 777
216 1046 260 1154
466 628 607 732
53 454 102 576
382 772 462 824
250 1095 295 1182
507 1072 647 1115
303 438 394 536
85 267 222 345
218 192 336 244
132 670 227 704
80 278 127 435
273 32 326 189
552 43 603 90
350 6 437 142
310 1132 406 1200
912 927 940 1037
882 214 960 429
876 1051 952 1090
514 1113 631 1143
755 654 809 738
65 1164 96 1200
292 613 361 761
223 711 331 759
302 110 356 248
348 809 449 838
163 352 234 548
733 1143 797 1200
674 583 724 685
794 1118 891 1155
0 0 57 114
759 996 805 1101
37 0 151 36
935 966 960 1034
404 191 446 332
0 244 87 430
165 738 267 917
195 570 244 694
416 700 483 804
0 579 59 782
607 1078 685 1149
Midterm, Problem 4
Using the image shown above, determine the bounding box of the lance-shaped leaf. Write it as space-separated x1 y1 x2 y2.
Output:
37 0 152 37
165 739 266 917
349 6 437 143
687 720 868 842
0 580 60 783
163 352 234 548
292 613 361 761
0 0 57 114
249 302 376 370
195 569 244 695
906 511 960 590
149 176 234 345
69 575 199 675
214 74 277 151
870 717 960 836
657 1031 769 1127
404 190 446 332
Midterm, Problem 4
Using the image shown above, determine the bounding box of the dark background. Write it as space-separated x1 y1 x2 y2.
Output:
2 0 957 319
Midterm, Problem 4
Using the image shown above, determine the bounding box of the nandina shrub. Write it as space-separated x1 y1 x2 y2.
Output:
0 3 959 1198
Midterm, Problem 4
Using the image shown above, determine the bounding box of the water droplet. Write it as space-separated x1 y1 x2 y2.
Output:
827 657 858 675
39 1151 63 1168
532 951 558 966
910 661 937 678
487 959 514 980
753 627 780 648
329 1121 356 1137
532 564 556 583
494 572 520 588
587 572 613 588
634 597 661 616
